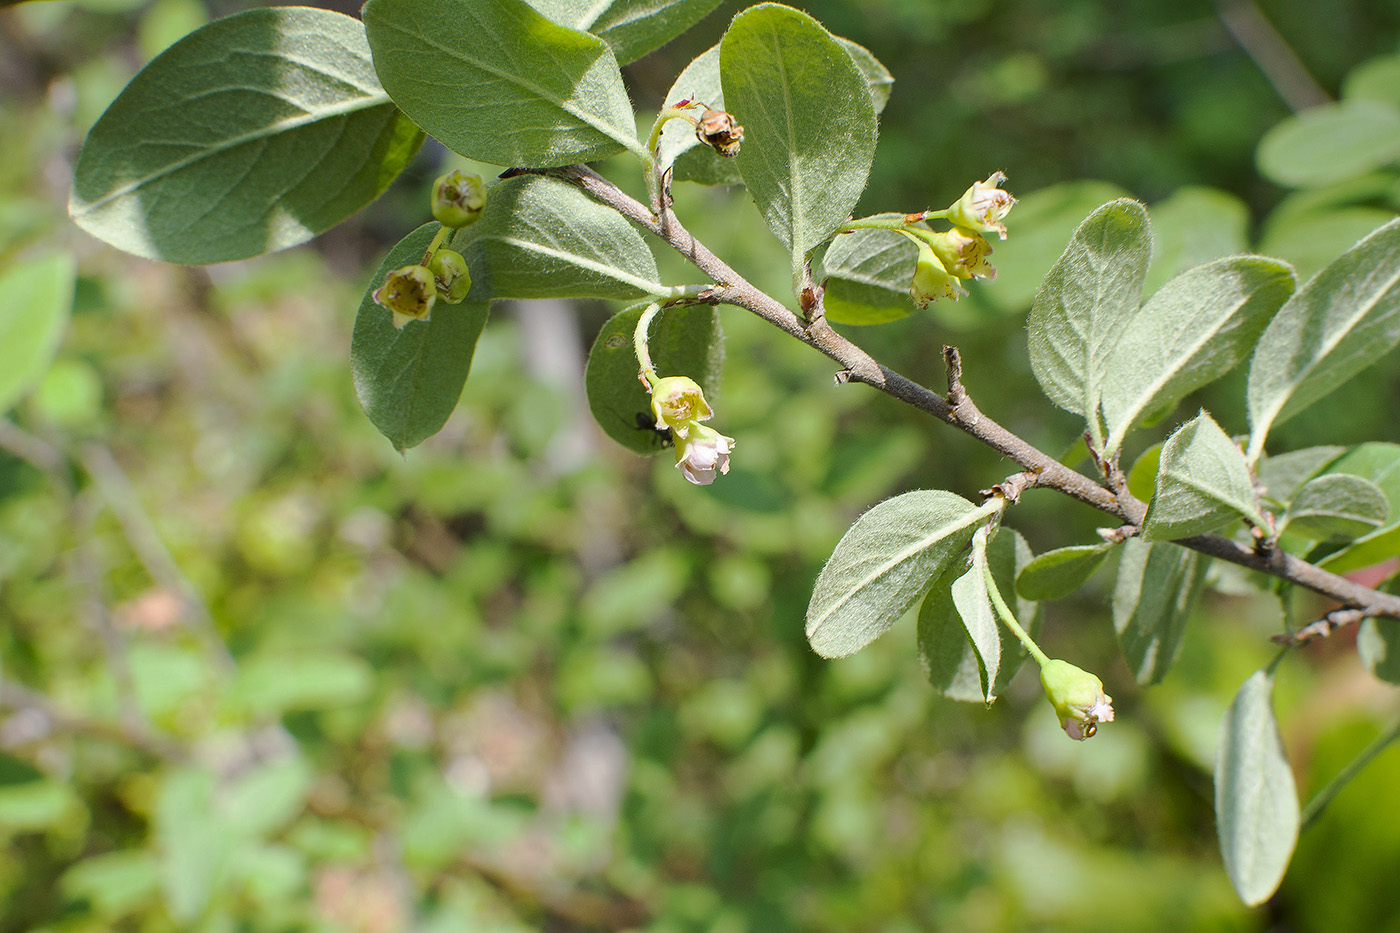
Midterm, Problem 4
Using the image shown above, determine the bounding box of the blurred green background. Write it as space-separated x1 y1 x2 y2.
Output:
1 0 1399 930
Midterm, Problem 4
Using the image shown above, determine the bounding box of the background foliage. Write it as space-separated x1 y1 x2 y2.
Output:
1 0 1399 930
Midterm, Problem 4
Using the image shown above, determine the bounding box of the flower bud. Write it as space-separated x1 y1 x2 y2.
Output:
429 249 472 303
946 172 1016 240
674 422 734 485
909 240 968 308
431 171 486 228
1039 659 1114 740
923 226 996 280
695 107 744 158
650 375 713 440
372 264 436 329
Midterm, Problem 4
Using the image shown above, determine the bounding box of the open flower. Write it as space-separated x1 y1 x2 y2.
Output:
650 375 713 440
946 172 1016 240
372 264 436 329
910 240 969 307
1039 659 1114 740
675 423 734 485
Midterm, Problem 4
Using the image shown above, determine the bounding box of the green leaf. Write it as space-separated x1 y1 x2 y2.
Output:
919 528 1038 703
363 0 640 168
222 757 314 839
976 180 1130 316
62 851 162 918
1247 218 1400 462
721 3 878 281
1112 539 1207 685
1281 474 1389 541
1015 543 1111 601
351 223 490 451
1143 186 1251 295
224 653 373 716
1101 256 1295 456
1317 443 1400 572
1215 670 1299 906
528 0 724 64
1027 199 1151 436
948 527 1000 702
69 8 423 264
585 304 723 454
0 780 79 831
1126 442 1162 502
156 769 232 922
1357 617 1400 684
0 253 73 415
464 175 665 301
665 36 889 188
1256 445 1345 507
820 223 916 325
1343 55 1400 110
1143 411 1267 540
806 490 991 659
1257 100 1400 189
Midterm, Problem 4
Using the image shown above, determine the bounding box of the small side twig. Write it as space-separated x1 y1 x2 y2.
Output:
943 345 966 407
1272 607 1371 646
0 681 185 761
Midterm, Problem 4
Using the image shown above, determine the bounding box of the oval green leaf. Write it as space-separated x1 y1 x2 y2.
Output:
1257 100 1400 189
1015 543 1111 601
463 175 665 301
1143 411 1267 540
363 0 640 168
1247 218 1400 462
528 0 724 65
585 304 723 454
721 3 877 281
351 223 490 451
1357 616 1400 684
806 490 990 658
1281 473 1389 541
0 253 74 415
70 7 423 264
1027 198 1151 432
1215 669 1300 906
920 528 1038 703
1112 539 1207 685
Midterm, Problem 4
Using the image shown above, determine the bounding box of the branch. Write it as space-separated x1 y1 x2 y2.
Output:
530 165 1400 621
0 680 185 761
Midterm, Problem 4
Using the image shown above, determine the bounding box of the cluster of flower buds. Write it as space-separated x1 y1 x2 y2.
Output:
372 172 486 329
648 375 735 485
901 172 1016 308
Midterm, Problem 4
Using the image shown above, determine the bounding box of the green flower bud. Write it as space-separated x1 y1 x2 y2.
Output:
431 170 486 228
946 172 1016 240
909 240 968 308
429 249 471 303
918 226 996 280
372 264 436 329
1040 659 1115 740
649 375 713 440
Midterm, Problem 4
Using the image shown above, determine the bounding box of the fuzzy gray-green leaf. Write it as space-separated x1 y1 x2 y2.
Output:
528 0 724 64
351 224 489 451
1027 199 1152 432
1316 443 1400 572
1101 256 1294 456
949 529 999 702
919 528 1037 703
1247 218 1400 462
464 175 665 301
1015 543 1111 601
1257 445 1345 507
1112 539 1207 685
1281 474 1389 541
1358 617 1400 684
820 224 917 325
1215 670 1299 906
721 4 877 281
363 0 639 168
1143 411 1266 540
70 7 423 264
807 490 988 659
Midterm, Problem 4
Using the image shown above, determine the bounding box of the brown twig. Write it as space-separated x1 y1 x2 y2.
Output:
532 164 1400 621
0 680 185 761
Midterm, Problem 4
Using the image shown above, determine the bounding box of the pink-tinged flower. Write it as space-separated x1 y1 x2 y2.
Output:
947 172 1016 240
650 375 713 440
926 226 997 280
1039 659 1114 740
372 264 436 329
675 423 734 485
910 241 969 308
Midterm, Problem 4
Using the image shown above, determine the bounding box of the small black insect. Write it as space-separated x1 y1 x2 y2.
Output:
635 411 674 448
